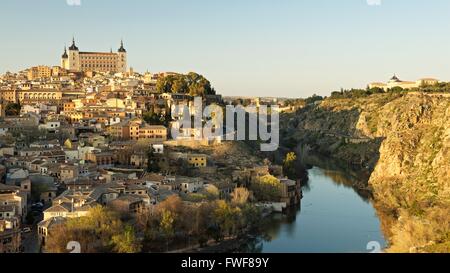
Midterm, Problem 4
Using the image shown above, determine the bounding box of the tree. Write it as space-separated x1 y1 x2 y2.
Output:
111 225 141 253
283 152 297 167
283 152 297 177
172 77 188 93
156 75 177 93
188 77 213 97
389 86 405 93
5 103 21 116
137 195 264 251
155 72 215 97
231 187 250 206
305 94 323 105
160 209 175 251
204 184 220 200
213 200 241 237
176 158 190 176
250 175 282 202
147 148 161 173
388 207 450 253
156 195 191 232
44 223 75 253
241 204 263 234
31 183 49 203
194 202 217 245
368 87 385 94
157 195 184 216
143 112 167 126
45 206 127 253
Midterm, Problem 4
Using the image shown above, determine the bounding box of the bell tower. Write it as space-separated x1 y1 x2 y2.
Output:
61 46 69 69
68 37 80 72
117 40 127 73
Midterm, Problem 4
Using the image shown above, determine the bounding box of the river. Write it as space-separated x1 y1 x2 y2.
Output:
246 160 387 253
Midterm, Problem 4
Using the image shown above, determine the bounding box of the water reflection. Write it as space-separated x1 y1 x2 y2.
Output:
300 152 373 202
244 155 386 253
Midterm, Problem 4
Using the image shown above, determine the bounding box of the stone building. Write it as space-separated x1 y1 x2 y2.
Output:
369 75 439 91
61 38 127 73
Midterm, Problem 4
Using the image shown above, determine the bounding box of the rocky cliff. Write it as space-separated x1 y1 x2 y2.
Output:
281 92 450 252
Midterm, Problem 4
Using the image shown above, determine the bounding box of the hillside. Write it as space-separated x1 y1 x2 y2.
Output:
281 92 450 252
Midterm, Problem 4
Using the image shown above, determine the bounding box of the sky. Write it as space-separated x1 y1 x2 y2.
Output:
1 0 450 98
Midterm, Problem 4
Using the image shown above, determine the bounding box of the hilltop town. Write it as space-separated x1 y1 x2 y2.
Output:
0 40 300 253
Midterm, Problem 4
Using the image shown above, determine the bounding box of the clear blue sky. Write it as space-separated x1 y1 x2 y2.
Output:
1 0 450 97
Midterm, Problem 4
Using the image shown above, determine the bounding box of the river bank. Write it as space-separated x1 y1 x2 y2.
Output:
183 158 386 253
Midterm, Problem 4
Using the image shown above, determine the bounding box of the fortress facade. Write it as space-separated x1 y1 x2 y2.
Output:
61 38 127 73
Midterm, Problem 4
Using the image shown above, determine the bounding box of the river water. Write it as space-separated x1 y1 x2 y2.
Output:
256 165 386 253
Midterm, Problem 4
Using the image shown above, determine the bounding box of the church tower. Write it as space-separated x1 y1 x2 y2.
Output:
61 46 69 69
68 38 80 72
117 40 127 73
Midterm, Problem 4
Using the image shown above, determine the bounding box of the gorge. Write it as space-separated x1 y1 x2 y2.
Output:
278 92 450 252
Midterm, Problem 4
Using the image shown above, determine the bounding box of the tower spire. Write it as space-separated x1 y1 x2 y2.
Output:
69 36 79 51
118 39 126 53
62 45 68 58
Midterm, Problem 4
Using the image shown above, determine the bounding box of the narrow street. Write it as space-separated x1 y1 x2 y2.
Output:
21 211 43 253
22 226 40 253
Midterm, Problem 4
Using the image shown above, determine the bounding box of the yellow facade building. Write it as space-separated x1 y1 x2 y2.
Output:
0 90 63 104
187 154 207 168
61 38 127 73
138 124 167 142
27 66 52 80
64 111 84 123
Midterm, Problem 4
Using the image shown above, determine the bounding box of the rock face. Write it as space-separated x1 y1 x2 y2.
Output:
368 94 450 210
282 92 450 252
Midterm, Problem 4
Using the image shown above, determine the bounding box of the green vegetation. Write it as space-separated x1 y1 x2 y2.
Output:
45 206 139 253
365 113 379 134
140 195 263 252
283 99 306 109
231 187 250 206
31 183 49 203
182 185 221 202
281 91 450 252
156 72 216 97
414 81 450 93
304 94 324 105
330 87 389 99
250 175 282 202
143 112 171 126
328 82 450 101
111 225 141 253
203 184 220 200
147 148 161 173
388 208 450 253
283 152 297 177
159 209 176 251
5 102 21 116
